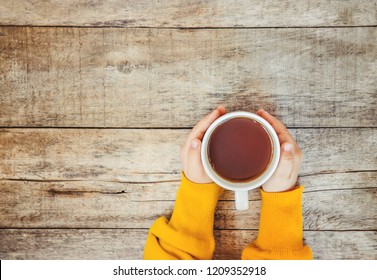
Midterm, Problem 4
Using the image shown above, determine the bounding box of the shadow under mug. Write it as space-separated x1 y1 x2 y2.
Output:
201 111 280 210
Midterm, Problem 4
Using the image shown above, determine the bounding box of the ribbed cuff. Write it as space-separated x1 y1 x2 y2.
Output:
255 186 305 251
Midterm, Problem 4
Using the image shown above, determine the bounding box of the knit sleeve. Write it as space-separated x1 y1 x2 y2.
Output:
143 172 223 260
242 186 312 260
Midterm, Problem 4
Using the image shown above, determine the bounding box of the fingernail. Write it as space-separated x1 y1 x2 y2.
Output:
191 140 199 149
284 143 293 152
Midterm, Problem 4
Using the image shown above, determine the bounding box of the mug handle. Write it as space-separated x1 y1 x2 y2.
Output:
235 190 249 210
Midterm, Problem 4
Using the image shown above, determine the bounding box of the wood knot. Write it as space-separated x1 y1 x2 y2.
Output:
116 61 133 74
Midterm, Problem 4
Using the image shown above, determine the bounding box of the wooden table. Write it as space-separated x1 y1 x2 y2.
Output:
0 0 376 260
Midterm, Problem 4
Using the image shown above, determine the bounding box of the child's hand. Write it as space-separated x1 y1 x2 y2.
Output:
257 109 303 192
181 106 227 184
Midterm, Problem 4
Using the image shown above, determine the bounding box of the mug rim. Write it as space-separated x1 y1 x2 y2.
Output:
201 111 280 191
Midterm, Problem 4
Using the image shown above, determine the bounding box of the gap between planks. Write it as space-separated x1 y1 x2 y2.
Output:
0 228 375 232
0 25 377 29
1 170 376 184
0 127 376 129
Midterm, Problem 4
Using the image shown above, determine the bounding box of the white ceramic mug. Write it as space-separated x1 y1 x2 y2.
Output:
201 111 280 210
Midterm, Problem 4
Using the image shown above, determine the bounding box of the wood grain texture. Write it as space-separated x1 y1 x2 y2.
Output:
1 27 376 128
1 128 375 230
1 128 376 182
0 0 376 27
1 171 374 203
0 178 376 230
0 229 375 260
1 0 375 263
214 230 377 260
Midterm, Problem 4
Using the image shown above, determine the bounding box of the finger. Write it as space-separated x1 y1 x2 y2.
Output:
183 109 218 154
184 106 226 152
257 109 294 144
257 109 286 131
186 139 205 179
274 142 295 179
257 109 290 135
191 107 223 138
217 105 227 116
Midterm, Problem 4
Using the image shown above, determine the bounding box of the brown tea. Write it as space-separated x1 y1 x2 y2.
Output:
208 117 272 182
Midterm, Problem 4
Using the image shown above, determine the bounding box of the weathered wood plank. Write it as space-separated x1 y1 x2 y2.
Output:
214 230 377 260
0 229 147 260
0 229 375 260
0 1 376 27
2 171 375 203
0 179 375 230
1 27 376 127
1 129 376 182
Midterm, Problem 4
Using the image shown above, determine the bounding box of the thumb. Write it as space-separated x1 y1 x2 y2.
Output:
274 142 294 178
187 139 203 174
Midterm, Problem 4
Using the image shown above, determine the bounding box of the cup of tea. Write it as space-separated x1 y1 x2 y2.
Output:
201 111 280 210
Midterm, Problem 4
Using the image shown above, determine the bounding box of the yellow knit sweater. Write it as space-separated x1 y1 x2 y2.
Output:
144 173 312 260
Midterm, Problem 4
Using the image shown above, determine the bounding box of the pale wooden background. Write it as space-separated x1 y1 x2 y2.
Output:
0 0 376 260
